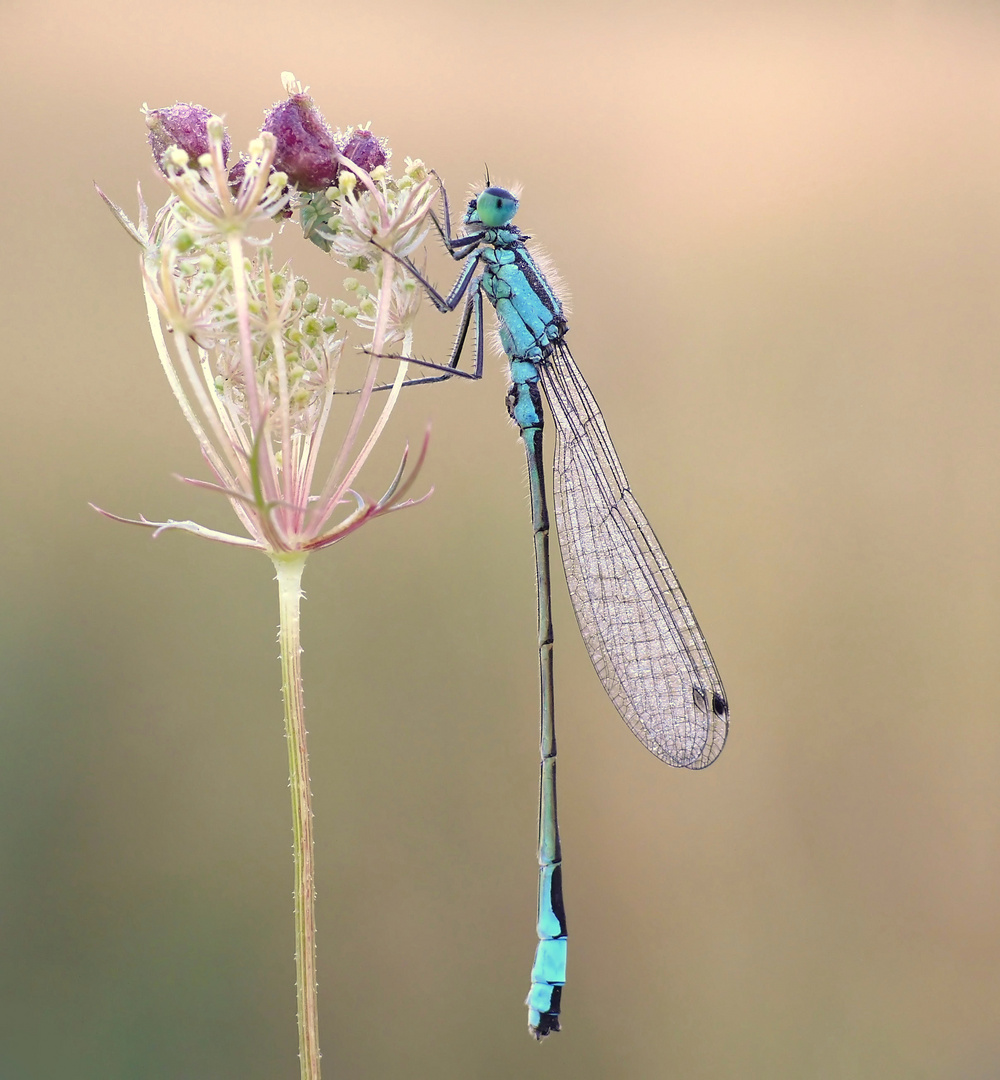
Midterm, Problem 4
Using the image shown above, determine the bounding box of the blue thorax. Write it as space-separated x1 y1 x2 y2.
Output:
463 194 568 366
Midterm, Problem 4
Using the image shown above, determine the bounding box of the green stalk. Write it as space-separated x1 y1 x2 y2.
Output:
272 552 321 1080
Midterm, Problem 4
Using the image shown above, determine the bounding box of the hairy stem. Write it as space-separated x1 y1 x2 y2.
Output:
272 552 321 1080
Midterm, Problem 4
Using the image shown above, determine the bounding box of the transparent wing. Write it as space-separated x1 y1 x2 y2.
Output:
538 343 728 769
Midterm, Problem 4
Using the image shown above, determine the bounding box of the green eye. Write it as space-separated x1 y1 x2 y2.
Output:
476 186 519 227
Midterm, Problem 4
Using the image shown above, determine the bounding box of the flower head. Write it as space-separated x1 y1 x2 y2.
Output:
98 75 440 556
340 127 388 177
146 102 232 173
263 91 340 192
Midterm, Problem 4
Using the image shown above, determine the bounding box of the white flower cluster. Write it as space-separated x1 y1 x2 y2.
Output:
99 93 438 554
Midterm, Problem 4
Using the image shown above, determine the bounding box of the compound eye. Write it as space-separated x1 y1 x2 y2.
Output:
476 186 519 227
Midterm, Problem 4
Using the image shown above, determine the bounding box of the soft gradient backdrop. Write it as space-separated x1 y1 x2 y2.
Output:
3 2 1000 1077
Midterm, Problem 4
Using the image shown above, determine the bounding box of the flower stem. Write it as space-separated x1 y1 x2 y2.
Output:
272 551 321 1080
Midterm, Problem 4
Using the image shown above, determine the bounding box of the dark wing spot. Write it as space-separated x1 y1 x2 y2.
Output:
712 692 728 718
692 685 708 715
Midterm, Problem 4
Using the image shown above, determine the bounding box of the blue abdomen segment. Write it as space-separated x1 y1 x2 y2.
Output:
527 859 567 1037
506 362 543 432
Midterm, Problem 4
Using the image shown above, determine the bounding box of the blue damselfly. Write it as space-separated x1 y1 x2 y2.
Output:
383 180 729 1038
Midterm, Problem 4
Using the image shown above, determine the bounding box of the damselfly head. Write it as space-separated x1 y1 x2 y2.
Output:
470 185 519 228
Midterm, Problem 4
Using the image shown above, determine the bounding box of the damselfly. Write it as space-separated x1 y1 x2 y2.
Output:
383 180 729 1038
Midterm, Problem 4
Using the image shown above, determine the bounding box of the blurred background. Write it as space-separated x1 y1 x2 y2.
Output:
3 1 1000 1077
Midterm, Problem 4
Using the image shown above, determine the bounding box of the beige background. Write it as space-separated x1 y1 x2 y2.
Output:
3 1 1000 1077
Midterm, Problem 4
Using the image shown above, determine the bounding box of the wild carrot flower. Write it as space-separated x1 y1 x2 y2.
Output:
96 74 440 1080
101 90 436 554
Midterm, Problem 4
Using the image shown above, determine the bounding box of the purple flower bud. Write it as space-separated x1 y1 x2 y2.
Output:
262 93 339 192
146 103 230 173
227 155 247 189
340 129 388 176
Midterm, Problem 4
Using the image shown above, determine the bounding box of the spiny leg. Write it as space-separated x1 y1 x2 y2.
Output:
427 171 482 260
376 237 481 314
343 283 487 393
